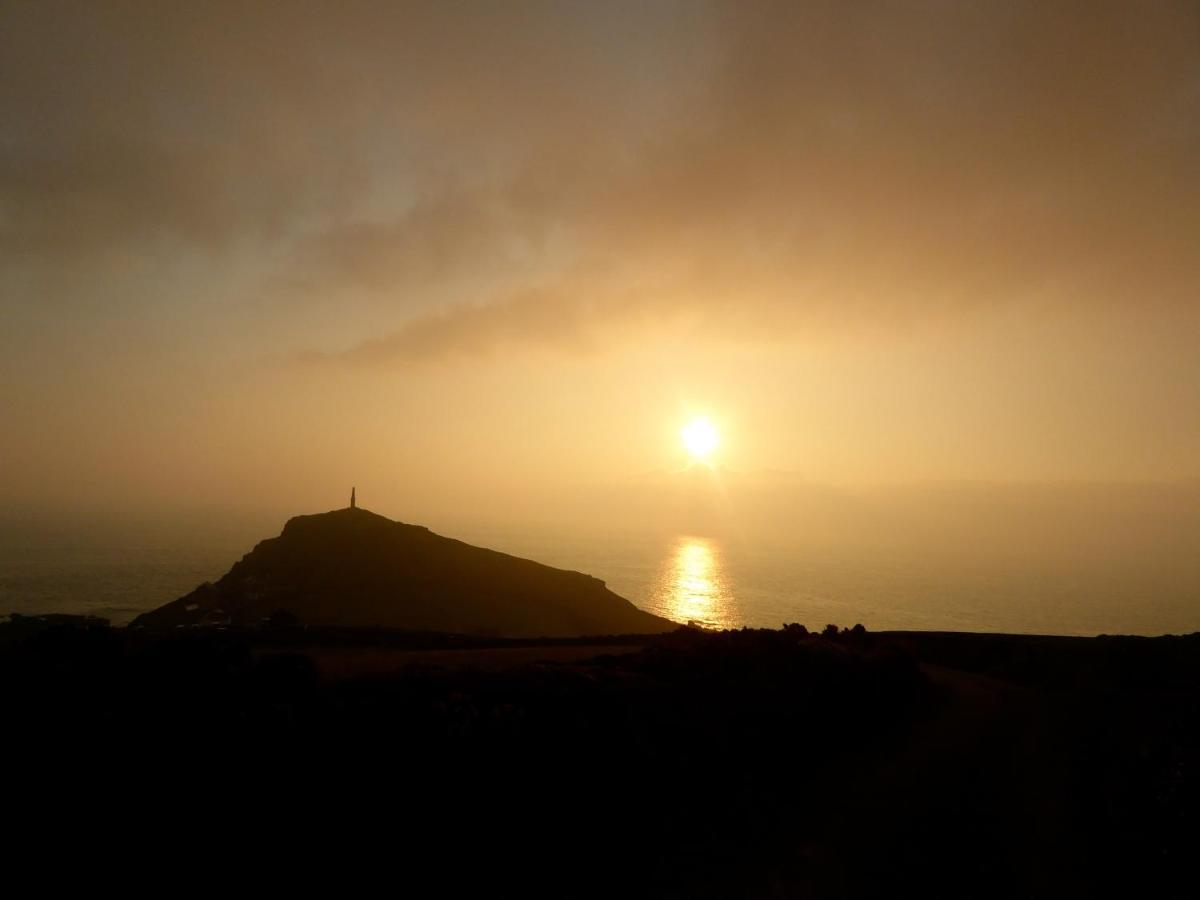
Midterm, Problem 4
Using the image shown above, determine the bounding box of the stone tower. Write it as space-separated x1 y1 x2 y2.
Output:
350 486 356 509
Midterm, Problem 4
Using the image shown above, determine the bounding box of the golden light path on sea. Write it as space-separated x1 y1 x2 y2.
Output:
655 535 737 629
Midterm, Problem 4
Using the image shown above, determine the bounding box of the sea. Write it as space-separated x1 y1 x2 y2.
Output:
2 508 1198 636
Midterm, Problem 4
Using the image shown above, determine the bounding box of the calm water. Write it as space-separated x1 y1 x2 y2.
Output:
472 529 1200 636
2 520 1198 636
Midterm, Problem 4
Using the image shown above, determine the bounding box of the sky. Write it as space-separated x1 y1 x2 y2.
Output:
2 1 1198 528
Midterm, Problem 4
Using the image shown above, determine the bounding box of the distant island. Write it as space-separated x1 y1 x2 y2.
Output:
131 504 675 637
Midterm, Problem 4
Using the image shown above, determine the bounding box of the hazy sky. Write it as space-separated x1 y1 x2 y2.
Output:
2 1 1198 521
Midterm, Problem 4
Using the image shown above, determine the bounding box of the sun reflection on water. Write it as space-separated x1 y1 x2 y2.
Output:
654 535 736 628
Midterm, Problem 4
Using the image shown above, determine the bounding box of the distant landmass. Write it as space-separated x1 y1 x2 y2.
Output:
131 506 675 636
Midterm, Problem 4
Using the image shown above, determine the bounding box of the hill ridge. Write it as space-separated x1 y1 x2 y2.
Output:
132 506 674 637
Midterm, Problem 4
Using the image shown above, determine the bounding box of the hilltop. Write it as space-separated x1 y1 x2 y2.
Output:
130 506 674 637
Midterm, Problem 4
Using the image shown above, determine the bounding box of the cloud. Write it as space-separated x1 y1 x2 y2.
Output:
305 285 598 363
4 1 1198 357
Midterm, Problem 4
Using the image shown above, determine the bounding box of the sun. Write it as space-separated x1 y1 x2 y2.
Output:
681 416 719 461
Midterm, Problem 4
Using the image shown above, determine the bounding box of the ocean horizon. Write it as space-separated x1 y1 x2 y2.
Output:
3 512 1196 636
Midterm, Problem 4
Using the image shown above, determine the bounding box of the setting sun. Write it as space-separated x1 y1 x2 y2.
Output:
681 417 719 461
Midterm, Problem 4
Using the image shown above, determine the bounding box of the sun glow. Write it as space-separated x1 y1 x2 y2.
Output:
681 416 719 461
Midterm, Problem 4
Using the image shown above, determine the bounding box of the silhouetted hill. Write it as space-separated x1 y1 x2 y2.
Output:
130 506 674 636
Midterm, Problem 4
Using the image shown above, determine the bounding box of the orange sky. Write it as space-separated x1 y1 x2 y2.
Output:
2 1 1198 523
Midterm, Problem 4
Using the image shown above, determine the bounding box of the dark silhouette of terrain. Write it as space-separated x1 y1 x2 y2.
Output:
131 505 674 637
4 614 1198 896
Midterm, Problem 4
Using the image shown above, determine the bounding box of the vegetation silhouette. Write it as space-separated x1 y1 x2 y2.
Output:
4 613 1198 896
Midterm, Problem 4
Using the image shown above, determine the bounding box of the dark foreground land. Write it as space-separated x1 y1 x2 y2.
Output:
4 616 1198 897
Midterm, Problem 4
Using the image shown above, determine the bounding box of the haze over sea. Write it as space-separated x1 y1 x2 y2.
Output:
4 482 1197 636
5 1 1200 648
